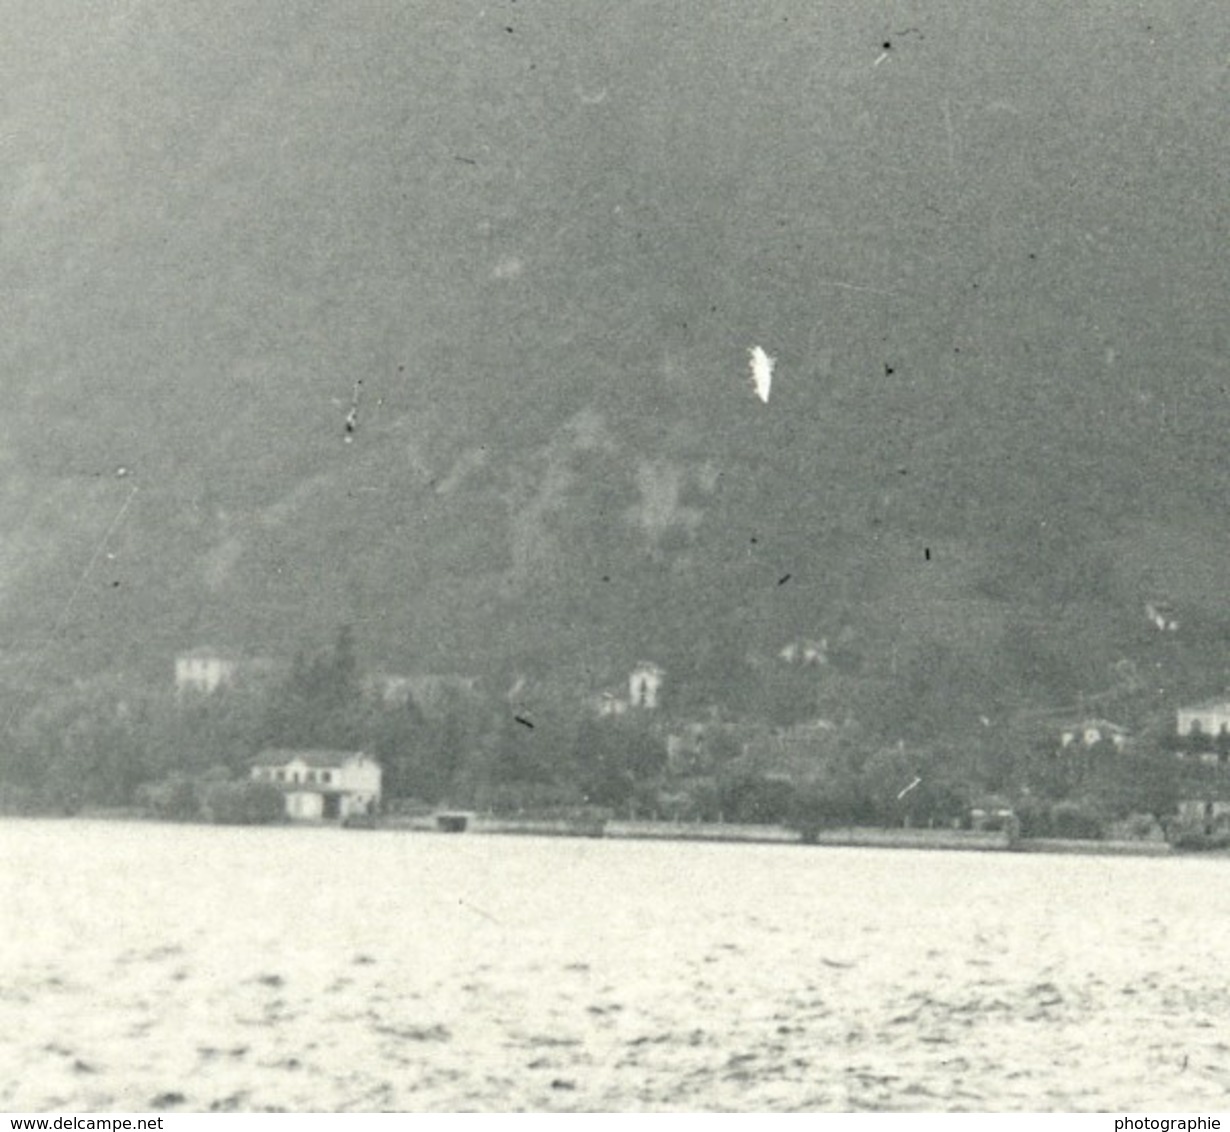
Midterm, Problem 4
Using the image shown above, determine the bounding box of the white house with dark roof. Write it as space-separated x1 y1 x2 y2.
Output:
251 749 382 820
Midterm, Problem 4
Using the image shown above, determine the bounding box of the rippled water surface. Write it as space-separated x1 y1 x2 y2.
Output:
2 819 1229 1111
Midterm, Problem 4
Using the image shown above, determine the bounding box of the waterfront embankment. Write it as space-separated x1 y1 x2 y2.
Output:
374 812 1186 856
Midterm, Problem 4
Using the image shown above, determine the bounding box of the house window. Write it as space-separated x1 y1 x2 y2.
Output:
306 770 316 784
275 770 285 781
321 771 332 784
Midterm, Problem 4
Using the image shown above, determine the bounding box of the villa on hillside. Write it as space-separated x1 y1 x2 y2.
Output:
778 639 828 666
629 661 664 708
175 647 239 694
1058 719 1129 751
362 671 481 714
174 647 281 696
251 749 382 820
593 661 665 717
1172 699 1230 771
1176 700 1230 744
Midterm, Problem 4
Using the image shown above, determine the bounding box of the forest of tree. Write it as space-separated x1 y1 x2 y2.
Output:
0 624 1206 841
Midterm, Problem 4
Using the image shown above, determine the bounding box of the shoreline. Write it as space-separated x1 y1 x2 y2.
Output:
372 813 1180 857
0 809 1192 857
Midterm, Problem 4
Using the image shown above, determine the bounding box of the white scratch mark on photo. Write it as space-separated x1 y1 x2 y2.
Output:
749 346 774 403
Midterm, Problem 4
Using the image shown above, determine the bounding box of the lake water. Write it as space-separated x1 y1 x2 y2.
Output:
1 819 1228 1112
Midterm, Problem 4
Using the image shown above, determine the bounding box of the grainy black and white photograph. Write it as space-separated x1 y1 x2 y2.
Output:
1 0 1228 1116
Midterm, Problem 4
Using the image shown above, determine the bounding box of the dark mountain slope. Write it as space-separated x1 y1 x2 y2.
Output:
0 1 1226 732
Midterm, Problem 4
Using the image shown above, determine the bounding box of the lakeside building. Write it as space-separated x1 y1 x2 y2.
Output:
1174 797 1230 837
251 749 381 821
1172 701 1230 836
